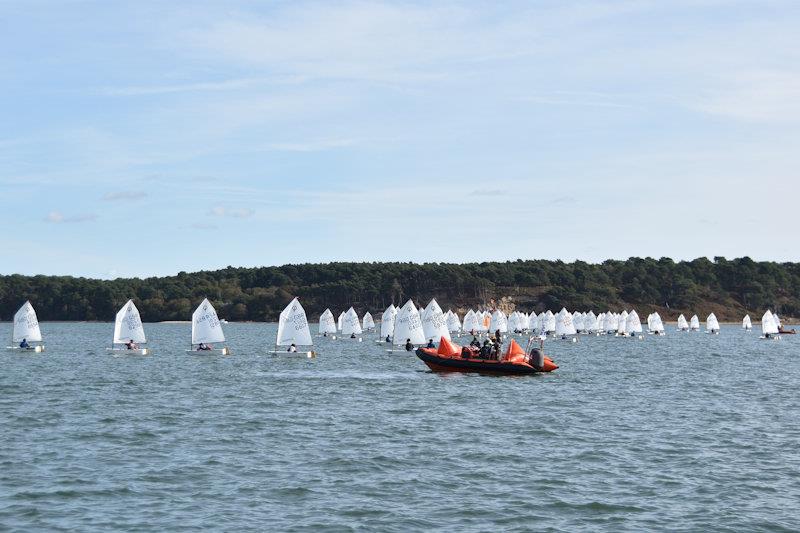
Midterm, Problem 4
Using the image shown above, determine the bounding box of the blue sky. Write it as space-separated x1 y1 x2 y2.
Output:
2 0 799 278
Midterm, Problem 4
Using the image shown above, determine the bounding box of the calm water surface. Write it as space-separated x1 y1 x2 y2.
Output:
1 323 799 531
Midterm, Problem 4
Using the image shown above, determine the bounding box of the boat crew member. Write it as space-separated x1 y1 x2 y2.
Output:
479 340 491 359
198 343 213 351
323 332 327 337
461 346 471 359
19 338 29 349
385 335 391 343
125 339 138 350
426 339 435 348
470 336 480 348
350 333 356 339
288 343 297 353
405 339 413 351
495 329 502 344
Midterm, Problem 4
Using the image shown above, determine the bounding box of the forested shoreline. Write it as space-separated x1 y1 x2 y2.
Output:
1 257 798 322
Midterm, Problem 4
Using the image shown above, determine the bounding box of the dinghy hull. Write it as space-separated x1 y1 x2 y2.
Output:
107 348 150 355
185 348 231 355
6 345 45 353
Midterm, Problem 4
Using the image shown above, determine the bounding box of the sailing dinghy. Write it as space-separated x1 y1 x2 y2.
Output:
7 301 45 352
706 313 720 334
341 307 363 340
389 300 425 352
677 314 689 331
742 314 752 331
760 310 780 340
270 298 315 357
318 308 337 338
187 298 230 355
108 300 150 355
689 315 700 331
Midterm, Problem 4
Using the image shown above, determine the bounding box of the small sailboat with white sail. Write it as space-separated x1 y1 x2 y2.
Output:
362 312 375 332
341 307 363 340
742 314 752 331
187 298 230 355
677 314 689 331
689 315 700 331
760 310 780 340
389 299 426 352
318 308 337 338
648 312 665 335
270 297 315 357
421 298 450 344
377 304 397 343
626 310 643 338
706 313 720 334
7 301 45 352
108 300 150 355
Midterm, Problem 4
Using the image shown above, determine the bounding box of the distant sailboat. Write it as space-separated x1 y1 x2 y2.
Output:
108 300 150 355
379 305 397 341
648 312 665 335
7 301 45 352
337 311 345 332
689 315 700 331
555 309 577 337
761 310 779 339
677 314 689 331
188 298 230 354
362 312 375 332
462 309 480 334
446 310 461 334
626 310 643 336
421 299 450 343
318 309 337 336
742 314 752 331
271 297 315 356
390 300 425 351
341 307 363 339
706 313 720 334
489 310 508 334
617 311 629 336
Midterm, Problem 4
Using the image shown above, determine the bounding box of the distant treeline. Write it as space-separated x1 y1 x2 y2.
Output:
1 257 798 322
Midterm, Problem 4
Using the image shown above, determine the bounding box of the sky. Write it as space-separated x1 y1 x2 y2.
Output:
1 0 799 279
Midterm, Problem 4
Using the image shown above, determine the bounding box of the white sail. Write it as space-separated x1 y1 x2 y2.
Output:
319 309 337 334
393 300 425 345
191 298 226 344
650 312 665 333
489 310 508 333
12 301 43 343
677 314 689 330
544 311 556 333
762 310 779 335
462 309 480 333
689 315 700 330
341 307 363 336
555 309 576 335
421 298 451 342
603 312 617 332
446 310 461 333
626 310 643 333
113 300 146 344
615 311 627 335
573 312 585 332
774 313 782 328
584 311 598 332
380 305 397 338
742 315 752 330
276 297 313 346
706 313 720 332
362 312 375 331
337 311 344 331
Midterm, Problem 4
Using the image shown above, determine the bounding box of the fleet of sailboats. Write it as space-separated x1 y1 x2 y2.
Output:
4 295 794 355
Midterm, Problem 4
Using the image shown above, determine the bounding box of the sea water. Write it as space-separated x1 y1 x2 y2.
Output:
1 323 799 531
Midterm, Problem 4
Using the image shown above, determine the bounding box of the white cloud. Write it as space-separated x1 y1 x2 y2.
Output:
45 211 97 224
103 190 148 201
209 206 254 218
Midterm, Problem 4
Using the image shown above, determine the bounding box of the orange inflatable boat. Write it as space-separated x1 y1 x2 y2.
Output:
415 338 557 375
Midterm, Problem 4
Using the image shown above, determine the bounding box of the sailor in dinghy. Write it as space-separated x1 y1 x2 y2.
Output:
108 300 150 355
270 297 316 357
187 298 231 355
7 301 45 352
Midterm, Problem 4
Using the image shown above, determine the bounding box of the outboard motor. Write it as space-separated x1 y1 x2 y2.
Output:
529 348 544 370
